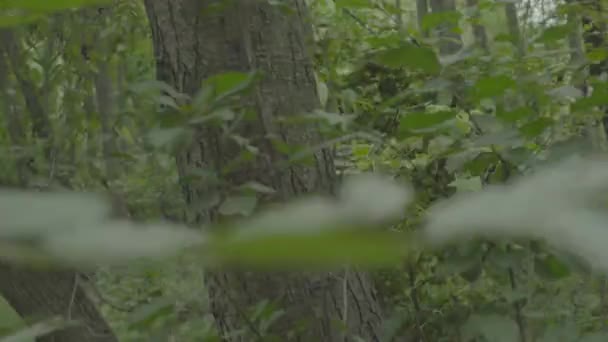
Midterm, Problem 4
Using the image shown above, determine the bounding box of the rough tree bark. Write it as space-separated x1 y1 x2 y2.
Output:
0 266 117 342
143 1 383 341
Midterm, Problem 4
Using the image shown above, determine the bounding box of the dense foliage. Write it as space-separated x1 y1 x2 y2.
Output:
0 0 608 341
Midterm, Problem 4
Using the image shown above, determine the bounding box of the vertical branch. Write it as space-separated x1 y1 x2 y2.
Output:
95 61 121 180
416 0 429 37
466 0 488 52
83 6 122 180
505 2 525 57
0 42 31 186
566 0 585 65
429 0 462 55
0 30 53 156
407 262 427 341
395 0 403 32
508 266 527 342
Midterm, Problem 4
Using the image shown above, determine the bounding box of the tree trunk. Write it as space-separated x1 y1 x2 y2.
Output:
504 2 524 57
466 0 488 52
0 266 117 342
0 30 53 159
416 0 429 37
94 61 121 180
429 0 462 55
143 1 383 340
580 0 608 145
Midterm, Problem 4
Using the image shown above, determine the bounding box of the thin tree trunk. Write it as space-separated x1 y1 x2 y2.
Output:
416 0 429 37
0 50 30 186
466 0 488 52
566 0 585 65
82 6 122 180
429 0 462 55
143 1 383 341
0 30 53 158
94 61 121 180
505 2 524 57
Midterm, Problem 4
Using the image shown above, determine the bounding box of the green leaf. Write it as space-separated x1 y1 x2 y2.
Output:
421 11 461 31
399 110 457 133
472 129 523 148
209 230 411 269
334 0 369 8
0 297 23 337
0 0 110 12
534 254 571 280
0 13 44 28
536 24 570 43
519 117 553 138
374 43 440 74
571 85 608 111
471 75 516 99
496 107 534 123
202 71 258 104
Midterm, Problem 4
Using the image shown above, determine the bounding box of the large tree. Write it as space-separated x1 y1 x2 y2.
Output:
143 0 383 340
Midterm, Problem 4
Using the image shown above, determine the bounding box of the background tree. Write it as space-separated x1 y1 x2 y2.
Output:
142 0 383 340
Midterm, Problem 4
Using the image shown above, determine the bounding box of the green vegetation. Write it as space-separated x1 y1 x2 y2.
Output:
0 0 607 341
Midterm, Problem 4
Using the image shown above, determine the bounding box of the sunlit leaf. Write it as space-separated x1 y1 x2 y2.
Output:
208 230 411 269
536 24 570 43
334 0 369 8
399 111 457 133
